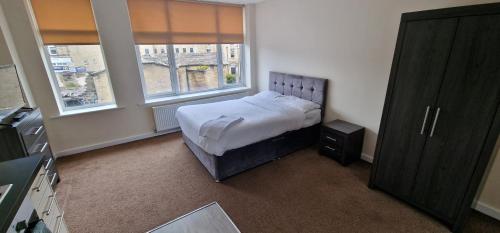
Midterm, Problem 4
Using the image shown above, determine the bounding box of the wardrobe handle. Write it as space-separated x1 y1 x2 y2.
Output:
429 107 441 137
420 106 430 135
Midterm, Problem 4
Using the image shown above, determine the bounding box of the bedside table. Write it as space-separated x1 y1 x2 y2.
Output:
319 120 365 166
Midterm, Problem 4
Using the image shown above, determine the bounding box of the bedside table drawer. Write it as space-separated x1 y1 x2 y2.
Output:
319 143 342 158
321 130 344 146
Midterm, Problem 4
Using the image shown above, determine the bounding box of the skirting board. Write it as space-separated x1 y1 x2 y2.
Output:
361 153 374 163
53 128 179 158
473 201 500 221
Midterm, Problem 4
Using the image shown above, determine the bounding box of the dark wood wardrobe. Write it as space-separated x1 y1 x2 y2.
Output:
369 3 500 232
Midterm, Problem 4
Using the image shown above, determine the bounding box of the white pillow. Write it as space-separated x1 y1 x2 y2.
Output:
275 95 320 113
253 91 283 99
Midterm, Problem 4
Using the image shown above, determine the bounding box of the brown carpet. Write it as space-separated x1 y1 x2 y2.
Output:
55 133 500 233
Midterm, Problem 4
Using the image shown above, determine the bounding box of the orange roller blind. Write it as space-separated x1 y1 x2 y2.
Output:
30 0 100 45
218 4 245 43
127 0 244 44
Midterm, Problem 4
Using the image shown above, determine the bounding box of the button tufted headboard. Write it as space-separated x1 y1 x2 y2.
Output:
269 71 328 118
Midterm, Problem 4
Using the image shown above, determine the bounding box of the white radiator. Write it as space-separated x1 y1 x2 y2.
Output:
153 92 248 133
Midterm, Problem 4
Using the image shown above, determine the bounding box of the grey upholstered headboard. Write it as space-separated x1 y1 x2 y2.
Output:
269 71 328 109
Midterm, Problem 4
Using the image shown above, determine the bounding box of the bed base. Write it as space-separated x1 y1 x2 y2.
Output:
183 124 321 181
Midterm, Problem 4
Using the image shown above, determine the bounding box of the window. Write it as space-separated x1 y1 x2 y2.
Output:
138 45 172 95
127 0 244 99
30 0 115 111
222 44 242 85
145 48 150 55
161 48 165 54
136 44 243 97
154 48 158 54
45 45 114 108
175 44 218 93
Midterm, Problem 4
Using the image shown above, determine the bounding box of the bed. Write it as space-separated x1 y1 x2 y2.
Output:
176 71 327 181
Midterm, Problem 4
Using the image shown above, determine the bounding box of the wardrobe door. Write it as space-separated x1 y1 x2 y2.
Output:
373 18 457 198
412 14 500 221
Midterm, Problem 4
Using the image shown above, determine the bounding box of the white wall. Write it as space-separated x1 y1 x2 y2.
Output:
254 0 499 218
0 28 12 65
0 1 35 106
0 0 256 156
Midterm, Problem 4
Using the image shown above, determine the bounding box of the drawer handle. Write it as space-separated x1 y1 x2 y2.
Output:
50 173 58 187
39 142 49 153
54 211 65 233
43 192 57 216
325 136 337 142
324 145 336 152
31 125 44 135
44 158 53 170
32 173 47 192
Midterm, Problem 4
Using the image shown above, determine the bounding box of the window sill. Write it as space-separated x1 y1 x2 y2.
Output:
142 87 251 107
51 104 124 119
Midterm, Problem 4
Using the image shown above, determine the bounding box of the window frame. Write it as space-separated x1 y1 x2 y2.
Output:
137 43 245 101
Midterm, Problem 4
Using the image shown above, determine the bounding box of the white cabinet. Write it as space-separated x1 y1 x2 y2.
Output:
27 166 69 232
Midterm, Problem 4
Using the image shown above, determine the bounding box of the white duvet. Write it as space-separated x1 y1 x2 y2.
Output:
176 92 321 156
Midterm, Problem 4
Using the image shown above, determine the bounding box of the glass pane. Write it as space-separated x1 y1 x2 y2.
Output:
221 44 242 85
138 45 172 96
46 45 113 109
174 44 218 93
